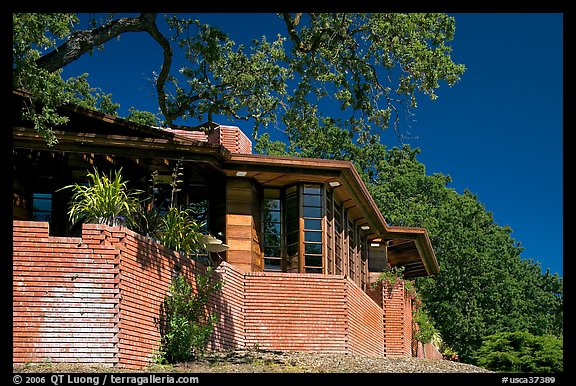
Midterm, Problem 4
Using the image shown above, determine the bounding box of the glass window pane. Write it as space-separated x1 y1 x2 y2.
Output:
305 255 322 267
265 258 281 271
287 243 299 256
304 231 322 243
286 231 299 245
264 222 281 234
264 233 281 248
305 243 322 255
265 246 280 257
266 211 281 223
303 206 321 218
304 219 322 230
265 199 280 211
303 194 321 207
303 185 321 195
305 267 322 274
285 206 299 220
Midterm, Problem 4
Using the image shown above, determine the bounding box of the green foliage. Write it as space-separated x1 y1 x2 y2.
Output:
158 207 202 255
413 306 437 345
475 331 563 373
126 107 161 126
373 264 406 289
13 13 465 147
158 267 223 363
58 167 142 227
367 145 563 364
12 14 122 146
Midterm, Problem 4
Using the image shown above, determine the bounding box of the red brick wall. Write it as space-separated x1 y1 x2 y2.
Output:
13 221 120 366
102 226 203 369
163 125 252 154
13 221 415 369
243 272 348 353
417 341 444 360
208 125 252 154
346 278 385 356
209 262 246 350
380 282 413 357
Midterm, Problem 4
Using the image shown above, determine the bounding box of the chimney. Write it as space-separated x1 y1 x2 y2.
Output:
162 124 253 154
207 125 252 154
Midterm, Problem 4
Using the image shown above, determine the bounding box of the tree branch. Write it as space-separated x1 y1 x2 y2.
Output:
36 13 160 72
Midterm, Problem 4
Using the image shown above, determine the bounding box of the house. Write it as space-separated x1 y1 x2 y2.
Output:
12 89 441 369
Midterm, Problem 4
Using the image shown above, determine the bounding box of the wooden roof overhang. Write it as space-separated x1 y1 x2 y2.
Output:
13 90 231 174
223 154 440 278
12 89 439 278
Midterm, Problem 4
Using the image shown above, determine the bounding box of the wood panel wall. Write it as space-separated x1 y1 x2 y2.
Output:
225 178 262 272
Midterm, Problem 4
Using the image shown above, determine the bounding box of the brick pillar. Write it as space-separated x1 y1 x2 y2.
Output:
382 281 413 357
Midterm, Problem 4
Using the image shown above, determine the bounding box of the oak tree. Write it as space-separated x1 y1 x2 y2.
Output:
13 12 465 146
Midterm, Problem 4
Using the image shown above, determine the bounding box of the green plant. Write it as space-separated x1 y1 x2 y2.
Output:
158 207 202 255
59 167 142 227
413 306 438 345
158 267 223 363
373 263 406 289
475 331 563 373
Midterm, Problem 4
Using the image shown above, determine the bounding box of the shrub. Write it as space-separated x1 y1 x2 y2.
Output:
475 331 563 373
158 267 223 363
157 206 202 255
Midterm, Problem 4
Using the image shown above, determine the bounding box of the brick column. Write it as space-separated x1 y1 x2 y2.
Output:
382 281 413 357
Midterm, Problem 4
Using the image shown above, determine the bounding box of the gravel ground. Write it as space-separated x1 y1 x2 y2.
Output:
14 349 493 373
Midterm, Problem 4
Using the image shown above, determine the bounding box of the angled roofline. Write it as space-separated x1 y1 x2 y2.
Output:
13 88 439 277
227 153 440 276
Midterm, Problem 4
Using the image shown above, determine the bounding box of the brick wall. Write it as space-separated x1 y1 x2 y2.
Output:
13 221 415 369
13 221 120 366
379 281 413 357
243 272 348 353
346 278 385 356
417 341 444 360
208 125 252 155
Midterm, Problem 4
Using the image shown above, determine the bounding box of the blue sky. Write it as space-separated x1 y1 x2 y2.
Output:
60 13 564 277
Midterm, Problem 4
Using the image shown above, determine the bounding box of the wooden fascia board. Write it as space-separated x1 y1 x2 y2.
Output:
227 154 390 234
339 170 388 235
13 127 229 167
383 225 440 276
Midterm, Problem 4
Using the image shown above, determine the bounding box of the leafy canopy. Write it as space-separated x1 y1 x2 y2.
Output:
13 12 465 146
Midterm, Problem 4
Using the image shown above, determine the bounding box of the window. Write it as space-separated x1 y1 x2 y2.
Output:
348 217 356 280
359 231 368 291
263 189 282 271
284 185 299 272
325 188 334 275
302 184 323 273
258 182 370 288
32 193 52 222
334 202 343 275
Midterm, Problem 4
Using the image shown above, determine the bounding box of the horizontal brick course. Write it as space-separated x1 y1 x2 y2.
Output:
14 220 420 369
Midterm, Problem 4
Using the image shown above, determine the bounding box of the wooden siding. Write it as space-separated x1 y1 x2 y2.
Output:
225 178 262 272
